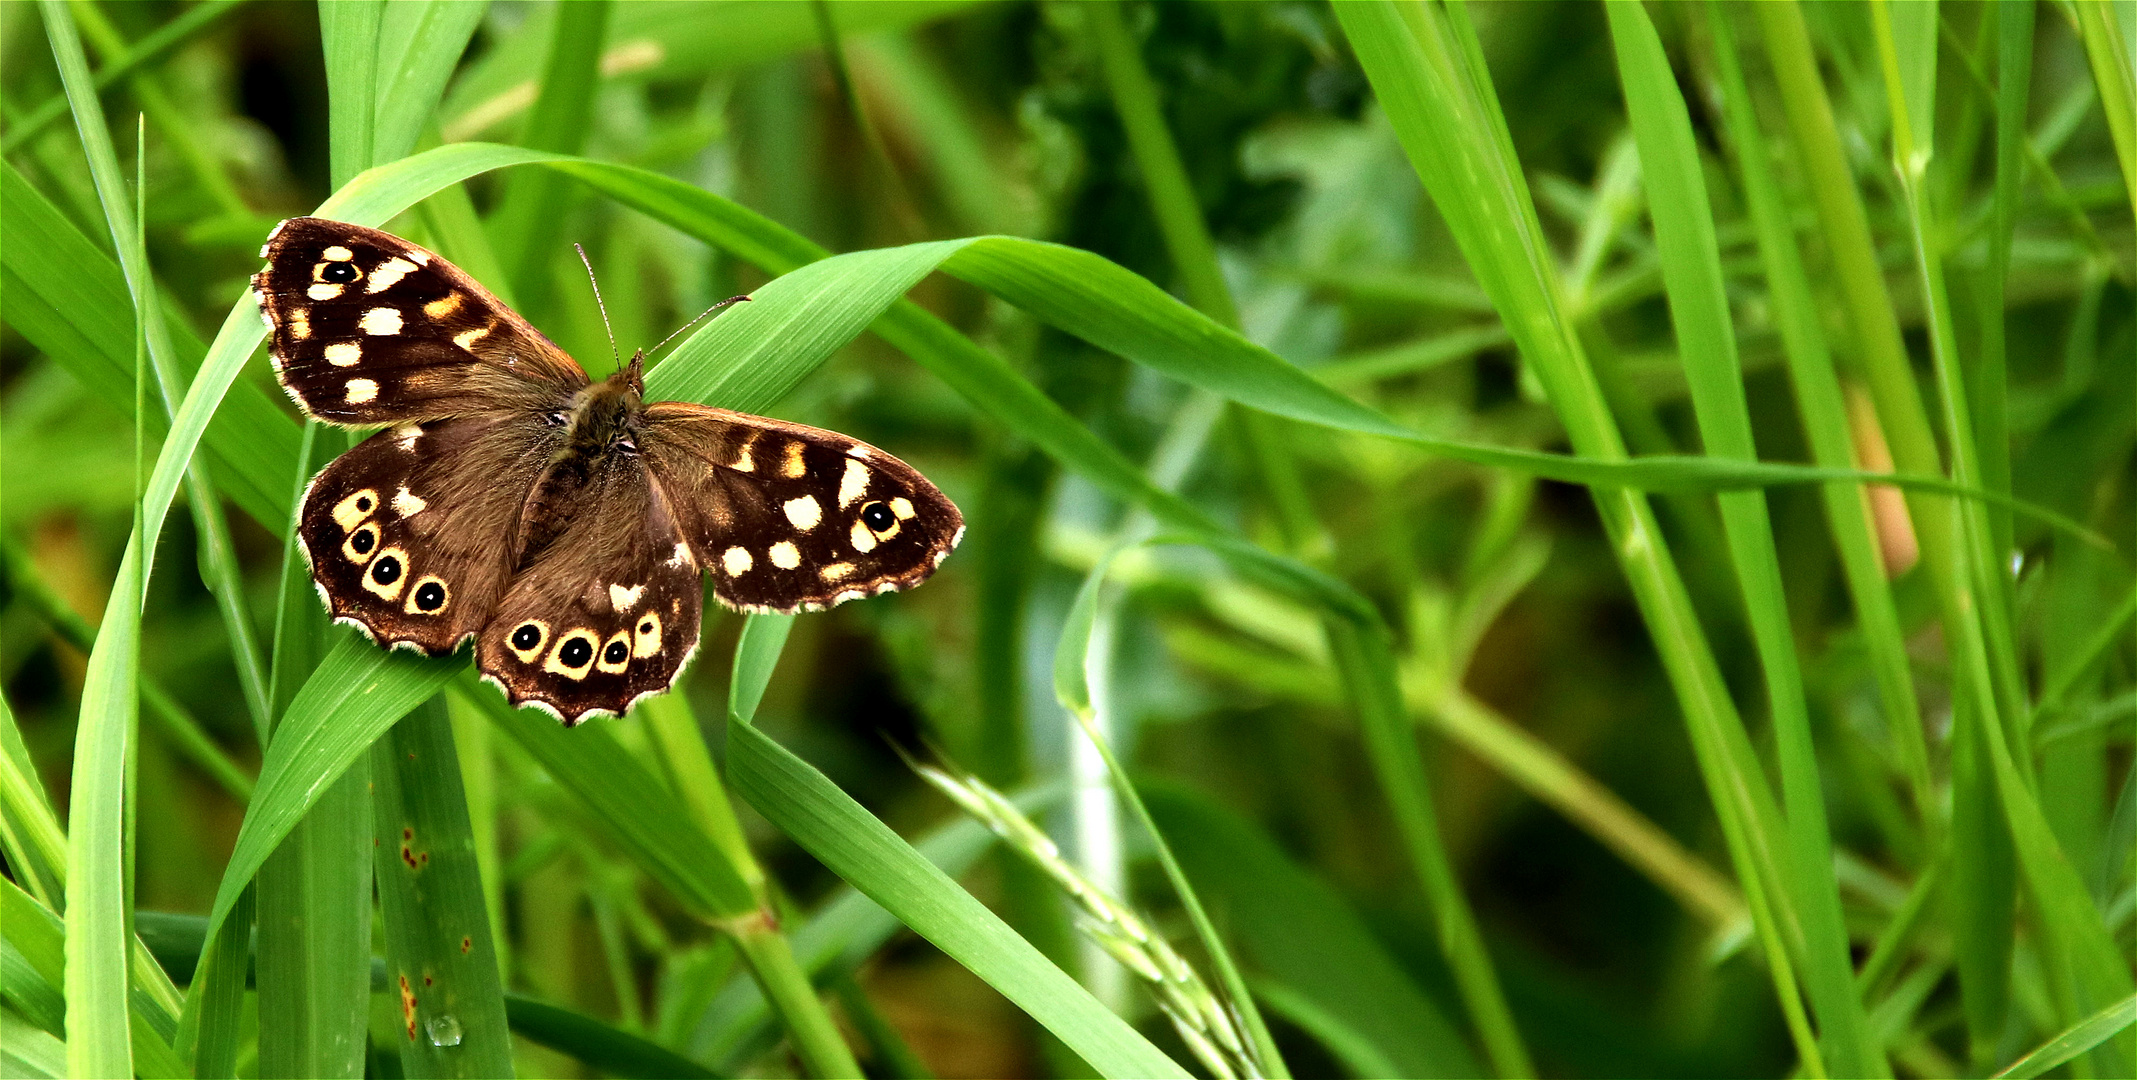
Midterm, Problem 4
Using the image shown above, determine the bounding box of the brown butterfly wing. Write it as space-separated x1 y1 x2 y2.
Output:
640 402 964 614
253 217 587 424
473 454 704 725
299 413 562 654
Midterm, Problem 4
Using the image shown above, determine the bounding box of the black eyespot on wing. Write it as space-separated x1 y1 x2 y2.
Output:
321 261 359 283
351 529 376 555
511 624 542 650
861 502 895 531
603 640 629 665
414 581 446 611
371 555 403 585
558 638 593 667
355 493 374 513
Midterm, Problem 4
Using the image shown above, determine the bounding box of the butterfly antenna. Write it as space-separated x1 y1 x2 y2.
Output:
574 242 622 372
646 294 752 361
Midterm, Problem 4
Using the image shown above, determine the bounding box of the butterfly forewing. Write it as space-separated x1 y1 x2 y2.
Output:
474 456 704 725
642 402 964 614
253 217 586 423
300 414 562 654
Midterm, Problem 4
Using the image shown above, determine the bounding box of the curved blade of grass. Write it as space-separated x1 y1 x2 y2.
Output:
42 5 155 1074
1607 6 1877 1074
726 615 1189 1079
487 0 608 313
691 811 1005 1066
2 1003 67 1078
504 993 721 1080
1992 993 2137 1080
1055 547 1286 1078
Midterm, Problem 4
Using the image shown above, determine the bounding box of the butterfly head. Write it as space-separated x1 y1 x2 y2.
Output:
566 351 648 457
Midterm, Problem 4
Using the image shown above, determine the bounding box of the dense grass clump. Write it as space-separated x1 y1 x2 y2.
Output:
1 2 2131 1078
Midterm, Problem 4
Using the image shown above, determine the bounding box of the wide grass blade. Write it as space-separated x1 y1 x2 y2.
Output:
368 699 513 1077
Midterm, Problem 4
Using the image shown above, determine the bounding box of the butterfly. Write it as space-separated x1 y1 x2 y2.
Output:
252 217 963 725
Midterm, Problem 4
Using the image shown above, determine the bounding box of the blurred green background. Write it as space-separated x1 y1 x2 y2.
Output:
2 2 2132 1078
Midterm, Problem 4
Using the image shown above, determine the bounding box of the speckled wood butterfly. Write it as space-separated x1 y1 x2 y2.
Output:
253 217 963 725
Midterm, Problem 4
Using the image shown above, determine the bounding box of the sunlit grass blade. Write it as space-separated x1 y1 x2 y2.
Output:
487 0 609 314
1607 6 1877 1074
726 615 1190 1079
369 0 489 166
2072 1 2137 220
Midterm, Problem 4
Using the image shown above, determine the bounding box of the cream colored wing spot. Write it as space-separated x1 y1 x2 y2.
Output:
392 486 427 518
341 521 381 564
608 583 644 611
506 620 550 663
405 575 450 614
366 257 417 293
722 546 753 576
849 520 878 554
667 542 694 568
289 308 311 339
333 488 380 530
453 325 490 350
846 444 871 459
423 293 464 318
360 307 403 335
632 612 663 658
731 436 757 473
308 282 344 301
596 631 632 674
781 441 807 478
361 547 410 602
325 342 362 367
839 458 870 507
394 424 422 451
890 497 916 520
321 246 354 261
820 562 855 582
769 541 801 570
544 629 600 679
345 378 379 404
783 495 822 531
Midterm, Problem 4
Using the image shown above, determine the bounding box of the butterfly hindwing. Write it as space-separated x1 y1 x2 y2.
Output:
253 217 586 423
641 402 964 614
299 413 562 654
474 454 704 725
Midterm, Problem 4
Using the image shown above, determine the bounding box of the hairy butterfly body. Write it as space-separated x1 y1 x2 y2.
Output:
255 217 962 724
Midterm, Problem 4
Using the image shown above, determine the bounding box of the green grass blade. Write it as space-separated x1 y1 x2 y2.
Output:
1333 2 1828 1071
1 0 248 155
1606 6 1878 1074
2073 1 2137 220
2 1002 68 1078
1705 0 1931 825
41 4 152 1073
726 615 1189 1079
0 690 67 908
368 699 513 1078
503 993 721 1080
487 0 609 314
1147 784 1482 1079
455 677 754 920
370 0 488 166
320 0 384 184
690 811 1003 1066
1053 550 1288 1078
1992 992 2137 1080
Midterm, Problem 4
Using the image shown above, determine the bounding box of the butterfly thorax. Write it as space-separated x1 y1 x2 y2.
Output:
517 355 647 565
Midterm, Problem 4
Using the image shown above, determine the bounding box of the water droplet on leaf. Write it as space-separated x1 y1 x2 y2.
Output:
426 1014 462 1047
